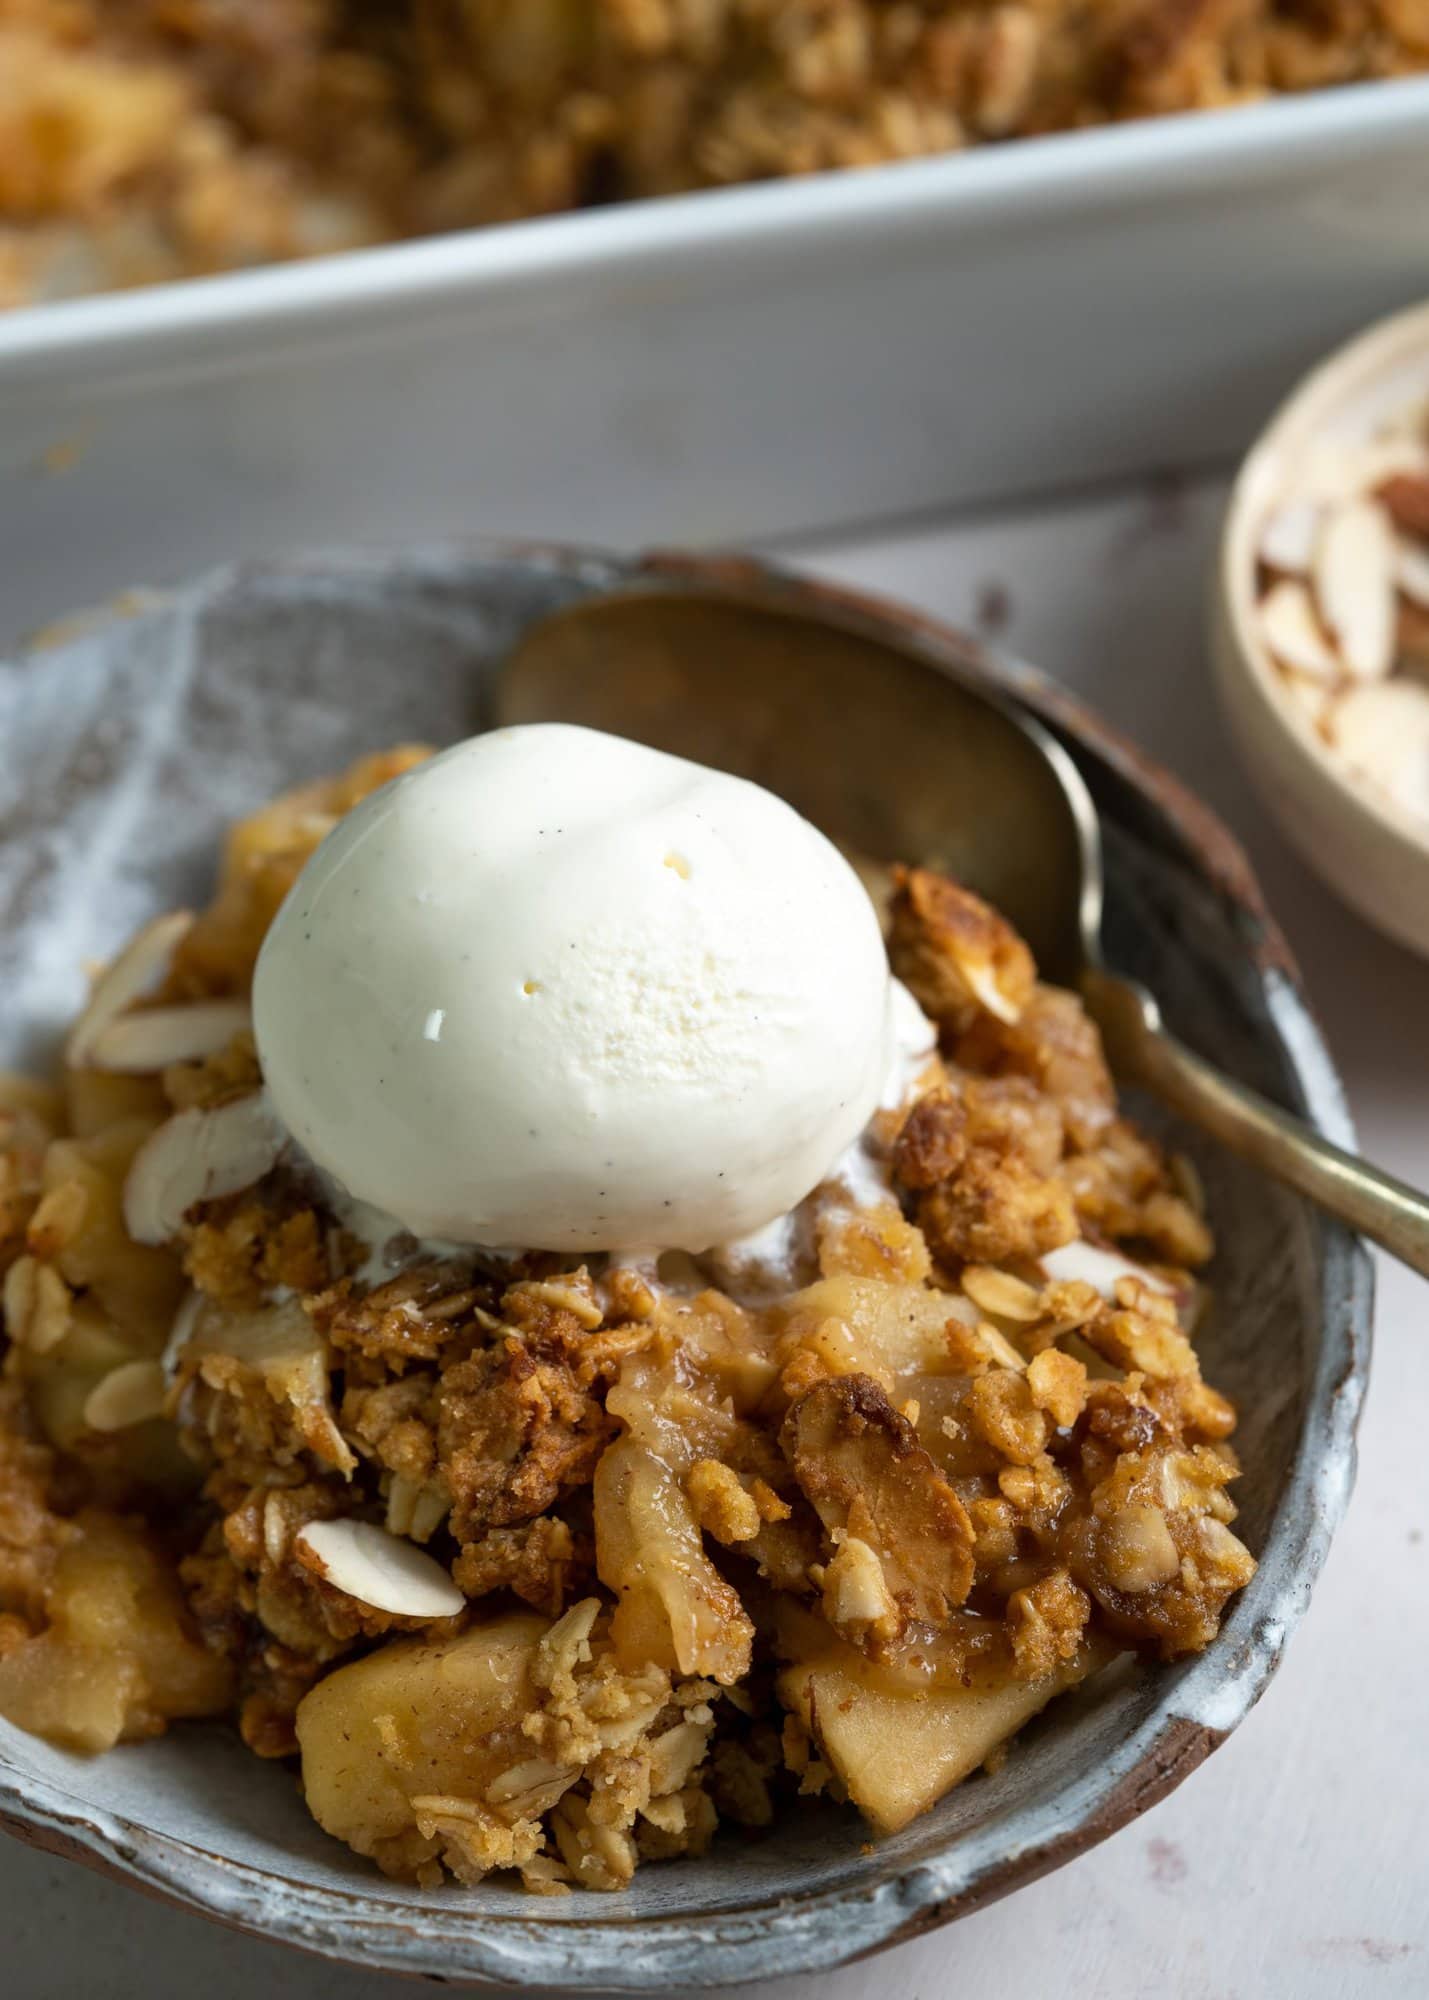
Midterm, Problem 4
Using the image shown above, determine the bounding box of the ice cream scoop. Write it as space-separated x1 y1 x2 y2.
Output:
253 723 900 1250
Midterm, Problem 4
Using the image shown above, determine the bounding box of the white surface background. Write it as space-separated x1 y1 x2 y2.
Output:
4 471 1427 1997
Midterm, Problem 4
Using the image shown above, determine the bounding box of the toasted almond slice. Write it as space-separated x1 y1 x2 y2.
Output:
1397 540 1429 611
1257 579 1339 682
123 1092 285 1244
960 952 1023 1025
87 999 252 1074
1314 499 1397 680
66 910 194 1068
1257 500 1320 575
1040 1241 1171 1301
294 1519 464 1619
1329 680 1429 826
84 1358 168 1432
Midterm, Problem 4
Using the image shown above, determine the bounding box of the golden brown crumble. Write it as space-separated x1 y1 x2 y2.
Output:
0 747 1258 1891
782 1373 975 1635
451 1517 587 1619
1 3 1424 308
889 865 1036 1033
437 1324 618 1541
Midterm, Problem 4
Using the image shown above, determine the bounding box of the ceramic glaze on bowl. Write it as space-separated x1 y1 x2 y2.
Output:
0 548 1371 1990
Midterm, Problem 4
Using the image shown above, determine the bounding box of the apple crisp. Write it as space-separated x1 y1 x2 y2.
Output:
2 0 1424 308
0 748 1255 1891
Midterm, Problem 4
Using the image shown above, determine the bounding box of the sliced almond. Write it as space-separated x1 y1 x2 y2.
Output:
294 1518 464 1619
123 1092 285 1244
1257 499 1320 575
87 999 252 1074
1257 579 1339 682
65 910 194 1068
84 1358 168 1432
1040 1240 1170 1301
960 953 1023 1025
1329 680 1429 827
1397 541 1429 612
1314 499 1397 680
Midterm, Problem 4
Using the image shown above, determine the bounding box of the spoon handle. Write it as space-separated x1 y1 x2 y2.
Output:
1084 969 1429 1278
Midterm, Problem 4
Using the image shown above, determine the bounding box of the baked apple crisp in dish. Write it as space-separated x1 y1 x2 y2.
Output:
2 0 1425 307
0 720 1256 1896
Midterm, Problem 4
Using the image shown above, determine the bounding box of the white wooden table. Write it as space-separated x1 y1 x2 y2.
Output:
6 474 1427 1998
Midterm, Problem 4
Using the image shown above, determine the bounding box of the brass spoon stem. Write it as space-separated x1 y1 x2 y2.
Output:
1085 965 1429 1277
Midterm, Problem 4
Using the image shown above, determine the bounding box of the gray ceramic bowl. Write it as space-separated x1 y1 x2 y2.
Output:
0 547 1371 1990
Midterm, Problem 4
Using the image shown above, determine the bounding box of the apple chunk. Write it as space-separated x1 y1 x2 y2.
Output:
296 1613 548 1862
778 1640 1108 1835
0 1510 231 1753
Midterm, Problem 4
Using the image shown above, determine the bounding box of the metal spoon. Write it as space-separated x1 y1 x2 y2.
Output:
497 577 1429 1277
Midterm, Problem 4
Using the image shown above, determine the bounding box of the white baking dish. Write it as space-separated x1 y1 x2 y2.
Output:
0 78 1427 640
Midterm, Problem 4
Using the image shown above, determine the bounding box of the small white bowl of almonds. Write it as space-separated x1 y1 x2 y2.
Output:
1214 302 1429 957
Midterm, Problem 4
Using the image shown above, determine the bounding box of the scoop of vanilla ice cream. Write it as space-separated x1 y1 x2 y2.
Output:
253 724 900 1251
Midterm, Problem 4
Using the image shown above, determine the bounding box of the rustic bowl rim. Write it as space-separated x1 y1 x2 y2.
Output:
0 543 1373 1991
